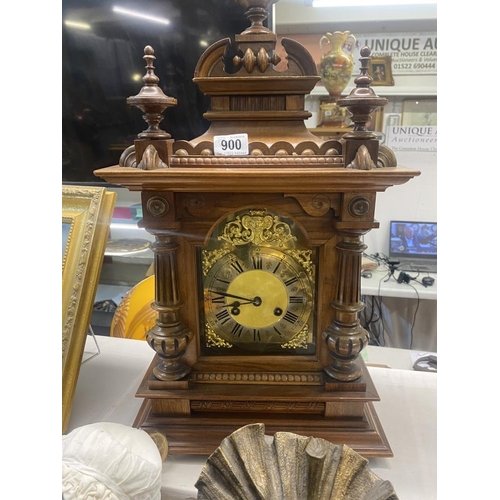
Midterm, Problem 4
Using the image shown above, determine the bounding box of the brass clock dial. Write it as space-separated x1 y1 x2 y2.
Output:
200 209 316 353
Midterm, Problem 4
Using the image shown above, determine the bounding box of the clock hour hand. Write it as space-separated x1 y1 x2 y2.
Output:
212 291 262 306
223 299 255 307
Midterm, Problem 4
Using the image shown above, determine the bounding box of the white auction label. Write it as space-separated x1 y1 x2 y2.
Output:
214 133 248 156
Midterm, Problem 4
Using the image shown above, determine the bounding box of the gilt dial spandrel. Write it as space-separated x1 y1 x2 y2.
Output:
199 208 317 356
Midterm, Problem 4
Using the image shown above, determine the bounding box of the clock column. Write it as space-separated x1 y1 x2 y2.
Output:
146 230 193 381
124 46 192 382
323 227 370 382
324 46 390 382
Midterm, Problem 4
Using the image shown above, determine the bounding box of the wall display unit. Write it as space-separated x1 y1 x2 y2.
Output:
96 0 419 457
62 185 116 432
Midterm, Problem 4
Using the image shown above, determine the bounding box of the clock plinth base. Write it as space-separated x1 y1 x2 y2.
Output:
133 357 393 458
134 398 392 458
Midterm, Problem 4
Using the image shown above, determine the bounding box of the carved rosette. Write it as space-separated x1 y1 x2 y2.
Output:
146 196 170 217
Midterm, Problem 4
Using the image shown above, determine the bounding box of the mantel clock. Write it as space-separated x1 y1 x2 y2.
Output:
95 0 419 457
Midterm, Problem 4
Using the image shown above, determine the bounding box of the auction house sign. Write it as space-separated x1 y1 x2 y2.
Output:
385 126 437 152
354 32 437 75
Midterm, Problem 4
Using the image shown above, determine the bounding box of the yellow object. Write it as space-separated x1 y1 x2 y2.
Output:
110 275 156 340
319 31 356 98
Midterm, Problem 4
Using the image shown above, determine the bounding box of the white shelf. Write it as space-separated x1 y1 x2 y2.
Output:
308 75 437 98
309 86 436 98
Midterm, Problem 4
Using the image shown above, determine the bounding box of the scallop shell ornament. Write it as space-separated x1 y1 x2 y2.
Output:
195 423 397 500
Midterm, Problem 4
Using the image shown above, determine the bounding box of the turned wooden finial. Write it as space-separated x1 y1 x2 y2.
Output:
236 0 278 34
337 46 388 133
232 0 281 73
354 46 374 89
126 45 177 139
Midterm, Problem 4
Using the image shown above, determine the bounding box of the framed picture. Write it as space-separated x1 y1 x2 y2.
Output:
62 185 116 433
368 56 395 86
402 98 437 126
366 107 384 132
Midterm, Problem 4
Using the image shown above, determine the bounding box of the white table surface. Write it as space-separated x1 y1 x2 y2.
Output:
361 267 437 300
67 336 437 500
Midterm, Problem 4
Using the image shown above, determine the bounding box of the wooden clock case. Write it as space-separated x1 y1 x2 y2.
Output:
95 0 419 457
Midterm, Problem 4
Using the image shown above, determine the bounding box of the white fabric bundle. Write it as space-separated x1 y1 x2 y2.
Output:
62 422 162 500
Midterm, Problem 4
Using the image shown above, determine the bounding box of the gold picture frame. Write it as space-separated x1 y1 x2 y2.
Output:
62 185 116 433
368 56 395 86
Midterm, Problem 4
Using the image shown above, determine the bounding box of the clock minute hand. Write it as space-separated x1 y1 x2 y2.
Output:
212 291 262 306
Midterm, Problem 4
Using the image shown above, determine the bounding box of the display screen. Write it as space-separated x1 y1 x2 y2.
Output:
62 0 271 183
389 221 437 258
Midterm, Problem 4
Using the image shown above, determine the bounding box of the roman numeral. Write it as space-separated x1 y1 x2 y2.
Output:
273 326 283 337
272 261 282 274
289 296 303 304
216 278 230 284
283 311 298 324
215 309 231 324
253 329 261 341
232 323 243 337
284 276 298 286
230 260 244 273
211 295 226 304
252 255 263 269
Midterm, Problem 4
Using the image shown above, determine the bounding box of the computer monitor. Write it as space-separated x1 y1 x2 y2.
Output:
389 221 437 261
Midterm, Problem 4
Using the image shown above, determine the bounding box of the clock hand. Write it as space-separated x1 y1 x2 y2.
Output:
212 291 262 306
222 300 255 307
219 300 260 317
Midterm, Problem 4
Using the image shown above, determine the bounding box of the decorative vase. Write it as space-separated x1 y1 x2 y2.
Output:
319 31 356 99
318 31 356 127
